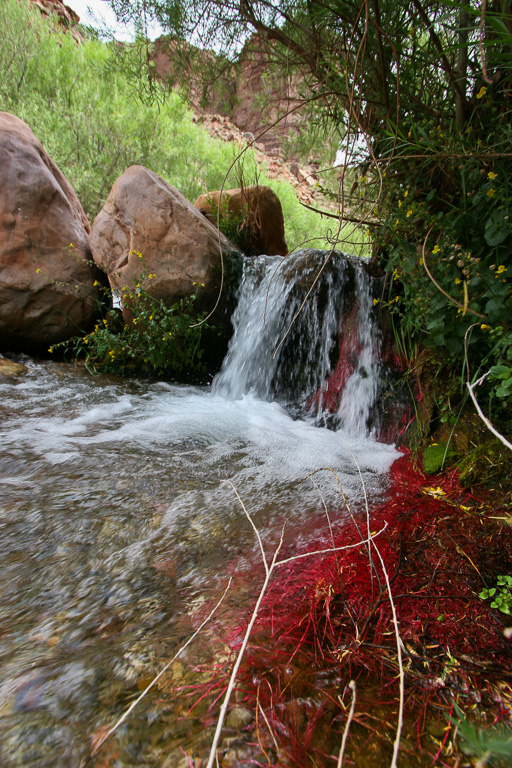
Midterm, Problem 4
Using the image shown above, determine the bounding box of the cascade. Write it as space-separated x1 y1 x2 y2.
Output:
213 248 390 438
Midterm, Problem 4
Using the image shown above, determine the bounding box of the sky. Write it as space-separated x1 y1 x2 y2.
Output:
64 0 163 41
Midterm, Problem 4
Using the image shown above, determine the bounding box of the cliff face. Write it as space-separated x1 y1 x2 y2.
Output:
151 35 305 159
29 0 84 42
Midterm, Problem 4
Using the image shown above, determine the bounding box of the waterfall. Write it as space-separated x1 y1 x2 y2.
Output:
213 249 385 438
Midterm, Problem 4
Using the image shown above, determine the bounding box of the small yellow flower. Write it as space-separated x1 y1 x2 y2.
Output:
487 188 495 197
487 171 498 181
93 280 99 286
192 281 197 286
476 86 487 99
481 324 491 330
149 315 153 320
133 318 138 325
432 244 440 254
69 242 74 248
36 268 41 274
373 298 379 306
48 347 53 353
455 277 462 284
137 252 143 259
103 319 108 326
406 209 413 218
496 265 506 274
404 190 409 198
201 283 205 287
398 200 402 208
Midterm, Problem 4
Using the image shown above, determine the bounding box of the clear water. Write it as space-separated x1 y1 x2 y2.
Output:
0 253 398 766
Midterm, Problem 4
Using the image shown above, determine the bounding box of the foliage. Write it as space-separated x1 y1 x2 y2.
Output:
479 575 512 616
0 0 331 250
452 701 512 766
116 0 512 427
53 266 209 378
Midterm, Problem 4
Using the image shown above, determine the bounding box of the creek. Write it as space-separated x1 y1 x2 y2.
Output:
0 250 400 766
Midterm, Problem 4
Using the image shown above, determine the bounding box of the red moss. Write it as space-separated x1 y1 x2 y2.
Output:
228 455 512 766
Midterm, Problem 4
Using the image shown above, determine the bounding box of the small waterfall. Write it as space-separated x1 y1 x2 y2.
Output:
213 249 386 437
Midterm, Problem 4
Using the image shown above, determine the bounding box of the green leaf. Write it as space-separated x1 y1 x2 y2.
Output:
485 210 510 247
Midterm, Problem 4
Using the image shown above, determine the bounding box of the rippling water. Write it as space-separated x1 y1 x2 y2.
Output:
0 359 397 766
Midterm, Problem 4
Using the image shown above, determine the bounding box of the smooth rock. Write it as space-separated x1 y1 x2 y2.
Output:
0 112 107 354
90 165 236 311
194 185 288 257
0 357 28 378
90 165 243 371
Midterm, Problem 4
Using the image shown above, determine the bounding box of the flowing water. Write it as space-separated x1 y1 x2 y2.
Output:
0 250 399 766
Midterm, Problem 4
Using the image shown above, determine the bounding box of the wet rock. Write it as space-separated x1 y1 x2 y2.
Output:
0 357 28 378
0 112 107 354
225 704 253 729
194 185 288 257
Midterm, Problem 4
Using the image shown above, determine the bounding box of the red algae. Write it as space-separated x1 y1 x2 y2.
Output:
224 455 512 767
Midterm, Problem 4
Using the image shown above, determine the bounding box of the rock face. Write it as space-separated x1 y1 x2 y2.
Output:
194 185 288 257
89 166 243 369
0 112 107 354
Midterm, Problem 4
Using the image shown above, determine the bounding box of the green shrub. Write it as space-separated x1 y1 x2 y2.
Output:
53 266 209 378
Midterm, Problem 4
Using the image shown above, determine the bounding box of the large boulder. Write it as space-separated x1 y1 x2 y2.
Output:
89 166 243 370
194 185 288 257
0 112 107 354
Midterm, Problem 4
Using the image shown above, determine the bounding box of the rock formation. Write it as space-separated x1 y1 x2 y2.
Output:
194 185 288 257
0 112 107 354
89 165 243 367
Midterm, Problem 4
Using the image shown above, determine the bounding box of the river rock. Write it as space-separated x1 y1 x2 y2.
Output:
0 112 107 354
89 166 243 371
0 357 28 378
194 185 288 257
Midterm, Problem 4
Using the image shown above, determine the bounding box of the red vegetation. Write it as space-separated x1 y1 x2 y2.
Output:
227 455 512 766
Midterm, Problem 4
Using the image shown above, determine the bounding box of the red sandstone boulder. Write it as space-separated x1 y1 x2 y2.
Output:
194 185 288 257
89 165 241 331
0 112 107 354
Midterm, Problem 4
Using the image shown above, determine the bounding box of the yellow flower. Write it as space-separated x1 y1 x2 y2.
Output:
432 244 440 254
455 277 462 284
69 242 74 248
93 280 99 286
487 188 495 197
36 268 41 273
133 318 138 325
496 265 506 274
398 200 402 208
406 209 413 218
487 171 498 181
192 281 197 286
149 315 153 320
48 347 53 353
201 283 205 287
373 298 379 306
404 190 409 198
481 324 491 330
476 86 487 99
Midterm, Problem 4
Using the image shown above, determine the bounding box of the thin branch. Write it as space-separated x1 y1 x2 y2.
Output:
337 680 357 768
467 372 512 451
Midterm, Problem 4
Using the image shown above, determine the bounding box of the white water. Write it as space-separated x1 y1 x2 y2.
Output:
0 249 398 766
214 250 383 436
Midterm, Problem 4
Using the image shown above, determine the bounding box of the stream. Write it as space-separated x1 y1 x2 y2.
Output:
0 251 399 766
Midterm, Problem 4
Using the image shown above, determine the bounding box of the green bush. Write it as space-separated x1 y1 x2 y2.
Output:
53 264 209 378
